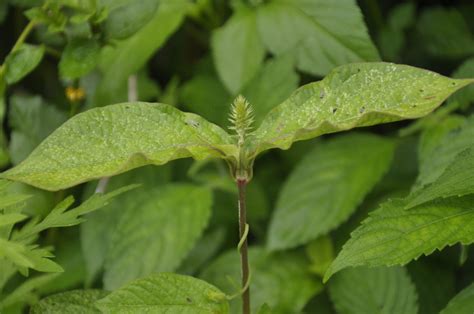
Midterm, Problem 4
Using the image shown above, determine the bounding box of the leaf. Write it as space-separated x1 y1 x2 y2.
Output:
252 62 474 154
1 103 236 190
257 304 273 314
256 0 380 76
242 54 298 124
328 266 418 314
0 213 27 227
8 94 67 165
95 0 188 106
416 7 474 59
306 236 335 277
201 247 321 314
4 44 45 84
103 184 212 289
59 37 100 79
95 273 230 313
408 260 455 314
0 273 59 310
415 115 474 189
81 165 171 285
440 282 474 314
104 0 159 40
31 290 108 313
449 57 474 110
324 195 474 281
407 147 474 208
212 7 265 94
267 133 395 250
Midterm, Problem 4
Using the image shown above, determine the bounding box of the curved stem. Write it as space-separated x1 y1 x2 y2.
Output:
237 179 250 314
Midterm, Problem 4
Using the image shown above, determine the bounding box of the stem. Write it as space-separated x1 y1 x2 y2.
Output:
237 179 250 314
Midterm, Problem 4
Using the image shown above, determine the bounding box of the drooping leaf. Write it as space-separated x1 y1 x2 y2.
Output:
328 266 418 314
267 133 395 250
440 282 474 314
59 37 100 79
324 195 474 281
8 94 67 164
407 147 474 208
95 0 188 106
31 290 108 313
201 247 321 314
256 0 380 76
1 103 236 190
416 7 474 59
212 7 265 94
4 44 45 84
95 273 230 313
103 184 212 289
252 62 473 154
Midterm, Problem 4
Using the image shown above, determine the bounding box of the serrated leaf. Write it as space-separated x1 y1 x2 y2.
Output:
440 282 474 314
201 247 321 314
95 0 188 106
212 7 265 94
1 103 236 190
103 184 212 289
267 133 395 250
4 44 45 84
252 62 473 154
81 165 170 285
256 0 380 76
407 147 474 208
324 195 474 281
328 266 418 314
59 37 100 79
415 115 474 189
31 289 108 313
96 273 229 313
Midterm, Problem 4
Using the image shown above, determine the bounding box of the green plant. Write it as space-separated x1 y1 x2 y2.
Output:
2 1 474 314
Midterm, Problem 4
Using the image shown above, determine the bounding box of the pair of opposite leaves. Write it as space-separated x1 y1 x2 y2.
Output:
1 62 472 191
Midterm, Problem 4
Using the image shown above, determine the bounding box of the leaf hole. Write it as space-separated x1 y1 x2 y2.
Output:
331 107 338 114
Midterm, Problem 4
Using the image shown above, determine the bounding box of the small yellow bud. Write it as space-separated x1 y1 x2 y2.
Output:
65 86 85 102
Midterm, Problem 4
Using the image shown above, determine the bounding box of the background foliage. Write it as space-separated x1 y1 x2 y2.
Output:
1 0 474 313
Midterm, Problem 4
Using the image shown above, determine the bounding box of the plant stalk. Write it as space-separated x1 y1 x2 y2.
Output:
237 179 250 314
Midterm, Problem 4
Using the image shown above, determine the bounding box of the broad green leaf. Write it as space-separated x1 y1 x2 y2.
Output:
103 184 212 289
201 247 321 314
408 260 455 314
324 195 474 281
104 0 159 40
59 37 100 79
31 290 108 313
95 0 188 106
256 0 380 76
4 44 45 84
81 165 170 285
415 115 474 189
407 147 474 208
212 7 265 94
0 273 59 310
1 103 236 190
8 94 67 165
328 267 418 314
252 62 474 154
267 133 395 250
96 273 229 313
440 283 474 314
416 7 474 59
